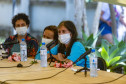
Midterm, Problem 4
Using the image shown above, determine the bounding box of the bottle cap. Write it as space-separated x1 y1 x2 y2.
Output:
91 49 95 52
93 59 95 62
22 39 25 41
42 42 45 45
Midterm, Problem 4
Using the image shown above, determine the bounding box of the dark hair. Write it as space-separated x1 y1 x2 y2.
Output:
43 25 58 44
12 13 30 28
58 21 78 58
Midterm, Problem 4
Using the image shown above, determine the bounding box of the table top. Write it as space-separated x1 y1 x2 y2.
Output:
0 58 126 84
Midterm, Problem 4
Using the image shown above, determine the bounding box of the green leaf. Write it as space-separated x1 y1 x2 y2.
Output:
109 48 119 60
85 38 94 46
117 54 126 63
101 47 109 61
87 33 93 41
118 41 125 48
115 46 126 56
101 39 109 53
110 55 126 67
94 27 104 39
30 60 38 64
109 56 121 67
95 49 101 57
120 54 126 59
82 31 87 41
81 33 95 47
83 34 94 46
109 64 119 70
106 61 109 67
117 62 126 66
109 45 118 56
113 35 119 45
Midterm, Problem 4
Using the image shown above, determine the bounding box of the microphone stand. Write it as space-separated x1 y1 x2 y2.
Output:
48 47 57 66
48 47 52 65
74 56 89 77
0 40 19 59
1 46 12 59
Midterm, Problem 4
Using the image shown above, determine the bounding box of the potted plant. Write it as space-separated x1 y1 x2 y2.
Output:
95 39 126 73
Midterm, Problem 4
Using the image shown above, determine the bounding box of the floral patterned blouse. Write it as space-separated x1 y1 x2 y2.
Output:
3 33 39 58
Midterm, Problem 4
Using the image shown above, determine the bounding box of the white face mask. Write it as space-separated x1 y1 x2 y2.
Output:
15 26 28 35
59 33 71 44
42 37 53 45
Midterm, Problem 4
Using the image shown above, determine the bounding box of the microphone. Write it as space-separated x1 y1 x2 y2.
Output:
45 40 56 65
1 39 19 59
73 48 92 64
2 39 19 45
46 40 56 49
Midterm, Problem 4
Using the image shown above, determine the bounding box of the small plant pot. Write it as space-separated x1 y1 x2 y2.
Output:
107 69 110 72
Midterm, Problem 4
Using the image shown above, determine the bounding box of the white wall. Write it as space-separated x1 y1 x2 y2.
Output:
87 9 96 32
31 2 66 31
0 0 97 34
0 1 12 27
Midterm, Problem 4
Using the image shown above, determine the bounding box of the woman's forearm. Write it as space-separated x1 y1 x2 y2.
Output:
52 55 60 61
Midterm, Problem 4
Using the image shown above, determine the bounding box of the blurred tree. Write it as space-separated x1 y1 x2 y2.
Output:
109 4 117 37
91 2 102 48
74 0 89 38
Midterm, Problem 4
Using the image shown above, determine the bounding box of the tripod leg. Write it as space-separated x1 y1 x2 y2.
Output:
85 68 87 77
49 57 52 65
48 49 52 65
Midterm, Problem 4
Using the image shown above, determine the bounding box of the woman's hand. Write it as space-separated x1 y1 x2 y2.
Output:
47 54 50 59
51 53 73 64
57 53 72 63
57 53 65 61
51 53 65 61
65 59 72 63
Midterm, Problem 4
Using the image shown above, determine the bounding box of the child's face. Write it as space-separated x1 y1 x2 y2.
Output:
43 30 54 39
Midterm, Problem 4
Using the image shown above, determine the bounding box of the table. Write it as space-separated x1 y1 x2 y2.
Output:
0 58 126 84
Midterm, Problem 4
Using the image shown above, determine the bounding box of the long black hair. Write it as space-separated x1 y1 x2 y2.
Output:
58 21 78 58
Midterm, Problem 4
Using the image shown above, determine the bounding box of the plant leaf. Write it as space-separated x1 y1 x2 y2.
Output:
94 27 104 39
82 31 87 41
109 48 119 60
109 56 121 67
117 54 126 63
85 39 94 46
115 46 126 56
118 41 125 48
85 34 94 46
109 45 118 56
81 33 95 47
87 33 93 41
113 35 119 45
106 61 109 67
101 39 109 53
95 49 101 57
101 47 109 62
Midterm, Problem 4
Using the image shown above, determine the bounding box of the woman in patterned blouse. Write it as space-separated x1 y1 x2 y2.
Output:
3 13 39 58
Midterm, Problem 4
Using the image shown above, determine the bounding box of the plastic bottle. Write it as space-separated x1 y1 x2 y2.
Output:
40 42 47 67
20 39 27 61
90 49 98 77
